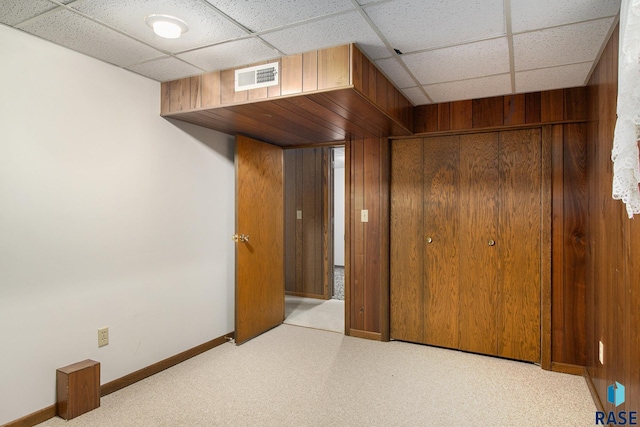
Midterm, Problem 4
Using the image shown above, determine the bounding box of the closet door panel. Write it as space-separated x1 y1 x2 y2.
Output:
497 129 542 362
459 133 500 355
423 136 460 348
390 139 424 342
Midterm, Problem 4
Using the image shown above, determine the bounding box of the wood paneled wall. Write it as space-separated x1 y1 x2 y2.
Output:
414 89 587 134
351 47 414 135
346 136 390 341
284 148 332 299
586 25 639 412
395 88 588 369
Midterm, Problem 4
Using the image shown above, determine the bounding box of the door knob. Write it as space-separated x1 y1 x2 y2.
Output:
426 237 433 243
488 239 496 246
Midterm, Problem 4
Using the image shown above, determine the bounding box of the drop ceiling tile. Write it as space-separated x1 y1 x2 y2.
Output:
0 0 62 26
127 57 204 82
401 87 430 106
424 74 512 103
177 38 278 72
375 58 416 88
363 0 505 53
402 37 510 86
515 62 592 93
261 11 388 59
513 18 614 71
72 0 247 54
209 0 354 33
511 0 620 33
17 9 164 67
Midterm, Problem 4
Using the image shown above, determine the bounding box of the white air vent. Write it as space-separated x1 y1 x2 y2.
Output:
235 62 279 92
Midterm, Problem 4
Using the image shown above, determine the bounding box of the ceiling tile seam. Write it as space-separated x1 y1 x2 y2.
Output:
387 34 508 59
350 0 432 104
511 15 618 36
169 7 363 58
13 4 67 28
504 0 516 94
516 60 593 74
195 0 255 36
422 72 511 88
516 60 601 74
582 15 620 86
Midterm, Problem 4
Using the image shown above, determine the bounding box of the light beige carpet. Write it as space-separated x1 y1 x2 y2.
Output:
284 295 344 333
37 324 595 427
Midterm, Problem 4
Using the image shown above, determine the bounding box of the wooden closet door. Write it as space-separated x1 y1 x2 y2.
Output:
422 136 460 348
458 133 500 356
390 139 424 343
497 129 542 362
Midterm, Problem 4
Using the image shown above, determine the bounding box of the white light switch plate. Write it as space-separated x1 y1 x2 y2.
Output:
361 209 368 222
296 210 302 220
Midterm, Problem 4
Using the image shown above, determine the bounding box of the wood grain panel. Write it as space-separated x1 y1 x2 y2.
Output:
281 54 303 96
451 100 473 130
302 148 323 296
562 123 587 365
438 103 450 131
350 138 366 331
363 137 383 332
318 44 350 90
413 88 587 135
283 148 330 298
189 76 201 109
585 25 640 414
564 87 587 121
170 78 191 112
496 128 541 362
541 90 564 122
348 136 389 338
525 92 542 123
221 69 247 105
160 82 170 115
503 94 525 125
458 132 499 356
235 135 284 345
284 150 297 293
390 138 424 342
472 96 504 128
201 71 221 108
302 51 318 92
422 136 460 348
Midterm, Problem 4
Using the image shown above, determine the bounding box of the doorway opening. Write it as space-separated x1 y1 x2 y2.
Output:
283 146 346 333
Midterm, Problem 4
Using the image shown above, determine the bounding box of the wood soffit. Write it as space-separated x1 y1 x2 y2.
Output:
161 45 587 147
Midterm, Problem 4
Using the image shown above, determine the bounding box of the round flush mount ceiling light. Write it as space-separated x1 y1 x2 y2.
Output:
145 14 189 39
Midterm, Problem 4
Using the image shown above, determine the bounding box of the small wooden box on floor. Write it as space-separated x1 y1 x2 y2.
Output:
56 359 100 420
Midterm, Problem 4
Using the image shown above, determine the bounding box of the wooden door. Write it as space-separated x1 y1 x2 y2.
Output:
422 136 460 348
390 138 424 343
235 135 284 345
497 128 542 362
458 132 500 355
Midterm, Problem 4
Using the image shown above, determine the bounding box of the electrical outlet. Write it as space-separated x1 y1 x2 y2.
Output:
599 340 604 364
98 327 109 348
361 209 369 222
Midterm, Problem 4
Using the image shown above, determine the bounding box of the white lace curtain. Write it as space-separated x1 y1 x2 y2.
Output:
612 0 640 218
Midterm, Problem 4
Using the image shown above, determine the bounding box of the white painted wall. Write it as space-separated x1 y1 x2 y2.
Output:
333 156 345 266
0 25 235 425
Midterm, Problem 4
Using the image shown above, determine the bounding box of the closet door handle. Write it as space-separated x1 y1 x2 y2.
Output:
426 237 433 244
488 239 496 246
